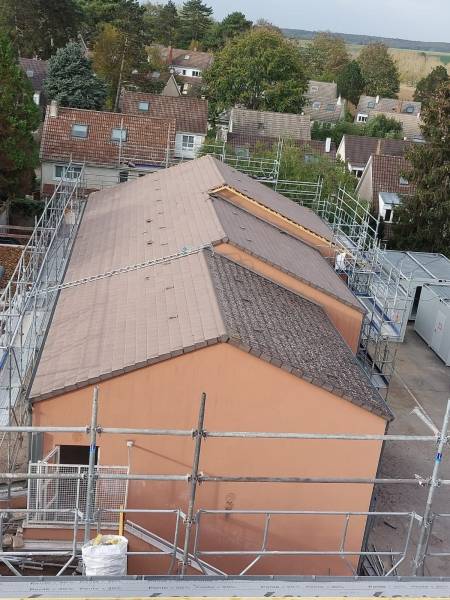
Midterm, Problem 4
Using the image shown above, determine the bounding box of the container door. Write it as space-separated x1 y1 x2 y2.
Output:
431 310 446 354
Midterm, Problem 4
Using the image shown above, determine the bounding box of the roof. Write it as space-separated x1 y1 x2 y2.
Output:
119 91 208 135
0 245 24 288
358 154 415 205
230 108 311 141
40 106 176 168
154 45 214 71
227 133 337 160
19 57 48 92
211 196 360 310
340 135 411 168
30 156 389 418
303 80 344 124
426 284 450 306
356 95 421 117
382 251 450 282
368 112 424 141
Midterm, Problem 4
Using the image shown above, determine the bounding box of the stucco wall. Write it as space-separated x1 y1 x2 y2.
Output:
174 132 205 159
32 343 386 576
356 161 374 207
215 242 363 353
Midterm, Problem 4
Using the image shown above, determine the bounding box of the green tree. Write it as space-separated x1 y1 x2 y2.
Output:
77 0 147 43
310 32 350 81
0 34 40 202
45 42 107 110
177 0 213 48
337 60 365 105
364 114 402 138
358 43 400 97
414 65 449 103
391 82 450 256
204 29 308 115
0 0 82 59
143 1 179 46
204 11 252 51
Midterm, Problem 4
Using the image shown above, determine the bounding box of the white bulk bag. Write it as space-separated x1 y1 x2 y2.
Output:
82 535 128 576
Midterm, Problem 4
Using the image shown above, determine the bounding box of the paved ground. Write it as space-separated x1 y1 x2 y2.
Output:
368 325 450 576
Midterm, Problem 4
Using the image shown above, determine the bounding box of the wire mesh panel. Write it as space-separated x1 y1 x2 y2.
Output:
26 463 128 526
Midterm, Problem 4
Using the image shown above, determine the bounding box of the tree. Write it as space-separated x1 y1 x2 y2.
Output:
177 0 213 48
205 11 252 51
0 34 40 202
363 114 402 138
391 82 450 256
77 0 148 43
204 29 308 115
358 43 400 97
45 42 107 110
414 65 449 103
143 1 179 46
310 33 350 81
0 0 82 59
337 60 365 105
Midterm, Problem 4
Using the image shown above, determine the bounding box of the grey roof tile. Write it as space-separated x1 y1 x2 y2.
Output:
230 107 311 141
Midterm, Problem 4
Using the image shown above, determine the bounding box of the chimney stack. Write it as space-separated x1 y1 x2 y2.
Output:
49 100 58 118
325 137 332 153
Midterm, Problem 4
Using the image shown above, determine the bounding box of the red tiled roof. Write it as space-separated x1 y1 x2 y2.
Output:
40 106 176 168
154 45 214 71
119 91 208 134
371 154 415 204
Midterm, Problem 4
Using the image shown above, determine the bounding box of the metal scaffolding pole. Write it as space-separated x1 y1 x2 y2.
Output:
84 386 99 545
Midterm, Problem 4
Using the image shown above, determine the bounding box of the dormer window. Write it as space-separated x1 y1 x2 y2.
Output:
399 176 409 186
111 128 127 142
192 70 201 77
72 124 88 138
138 101 149 111
312 101 321 110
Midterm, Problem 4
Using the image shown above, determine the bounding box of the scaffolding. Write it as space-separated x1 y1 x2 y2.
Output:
0 391 448 578
0 166 85 484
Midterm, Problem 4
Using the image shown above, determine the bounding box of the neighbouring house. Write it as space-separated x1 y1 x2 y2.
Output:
19 57 48 108
356 154 415 229
337 135 411 178
368 111 425 142
226 132 336 161
355 95 421 124
39 102 176 194
302 80 345 125
226 107 311 141
151 45 214 96
161 73 182 97
119 90 208 159
28 155 392 577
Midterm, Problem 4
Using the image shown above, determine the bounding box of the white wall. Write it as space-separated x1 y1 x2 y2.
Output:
174 133 205 159
173 66 202 78
41 162 121 191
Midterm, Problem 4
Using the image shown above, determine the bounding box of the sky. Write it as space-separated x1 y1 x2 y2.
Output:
205 0 450 43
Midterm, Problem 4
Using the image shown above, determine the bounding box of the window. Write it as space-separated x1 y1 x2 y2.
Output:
404 105 415 114
119 170 129 183
357 113 368 123
326 103 335 112
138 101 149 111
352 168 364 178
182 134 195 150
184 54 190 60
192 70 201 77
399 176 409 186
310 85 319 93
182 69 187 75
72 124 88 138
111 128 127 142
26 69 34 78
384 208 392 223
54 164 82 180
367 101 375 109
312 101 321 110
151 71 160 79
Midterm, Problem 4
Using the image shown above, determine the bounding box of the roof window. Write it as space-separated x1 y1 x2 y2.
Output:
184 54 190 60
71 124 88 138
367 100 375 108
26 69 34 78
399 176 409 186
310 85 319 93
111 128 127 142
326 103 335 112
138 101 149 111
404 105 415 114
312 101 321 110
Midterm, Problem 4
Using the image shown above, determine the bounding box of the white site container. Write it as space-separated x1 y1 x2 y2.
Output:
414 284 450 366
82 535 128 576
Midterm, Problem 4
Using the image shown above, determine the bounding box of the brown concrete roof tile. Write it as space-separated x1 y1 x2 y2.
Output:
230 107 311 141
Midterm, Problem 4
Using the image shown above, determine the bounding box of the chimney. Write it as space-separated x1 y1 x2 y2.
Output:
325 137 332 153
375 95 380 105
49 100 58 118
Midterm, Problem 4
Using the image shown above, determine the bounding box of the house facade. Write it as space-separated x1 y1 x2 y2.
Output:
19 57 48 108
39 102 176 193
27 156 392 576
302 80 345 125
151 45 214 96
119 91 208 159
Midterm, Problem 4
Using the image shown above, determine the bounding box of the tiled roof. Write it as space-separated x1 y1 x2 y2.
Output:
211 196 361 310
154 45 214 71
356 96 421 117
360 154 415 204
40 106 176 168
369 112 424 141
303 80 344 124
227 133 336 160
19 57 48 92
206 251 392 420
341 135 411 168
119 91 208 134
230 108 311 141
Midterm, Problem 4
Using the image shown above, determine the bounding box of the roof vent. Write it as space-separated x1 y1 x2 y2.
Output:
184 54 190 60
49 100 58 118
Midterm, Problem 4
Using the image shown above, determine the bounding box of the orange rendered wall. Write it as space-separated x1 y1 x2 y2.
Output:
215 242 363 353
32 343 386 576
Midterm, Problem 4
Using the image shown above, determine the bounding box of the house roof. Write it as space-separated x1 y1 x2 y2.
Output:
356 96 421 117
368 112 424 141
230 108 311 141
119 91 208 135
19 57 48 92
358 154 415 205
153 45 214 71
40 106 176 168
303 80 343 124
227 133 337 160
340 135 411 168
